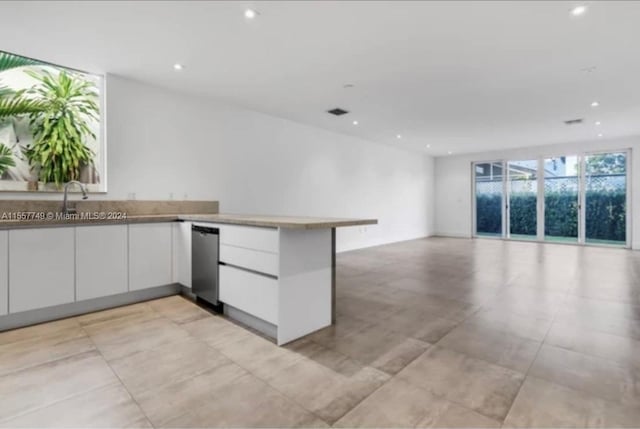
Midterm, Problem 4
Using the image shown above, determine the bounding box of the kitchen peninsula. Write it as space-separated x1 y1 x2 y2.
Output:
0 200 377 345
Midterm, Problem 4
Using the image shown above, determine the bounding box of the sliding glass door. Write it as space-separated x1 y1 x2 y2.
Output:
473 150 630 247
544 156 579 243
584 151 627 245
474 162 504 237
507 160 538 240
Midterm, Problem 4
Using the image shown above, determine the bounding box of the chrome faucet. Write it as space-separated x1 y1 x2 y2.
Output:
62 181 88 215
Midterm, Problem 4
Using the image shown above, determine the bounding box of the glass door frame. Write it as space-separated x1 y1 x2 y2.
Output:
471 160 507 239
579 148 631 248
472 148 631 248
541 153 582 245
505 159 543 241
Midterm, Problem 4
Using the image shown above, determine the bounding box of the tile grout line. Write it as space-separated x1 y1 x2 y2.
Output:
341 259 532 425
498 288 568 428
307 337 423 426
331 372 397 427
401 278 545 426
510 286 640 412
0 323 89 377
197 335 331 426
0 321 125 426
118 309 256 427
0 352 113 425
168 308 333 426
0 382 111 425
79 315 162 429
329 290 500 426
312 290 473 425
185 313 435 427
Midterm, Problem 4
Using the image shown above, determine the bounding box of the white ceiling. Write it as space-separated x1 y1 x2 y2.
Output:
1 1 639 156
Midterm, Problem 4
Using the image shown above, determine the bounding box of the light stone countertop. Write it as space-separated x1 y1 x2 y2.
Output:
181 214 378 229
0 214 181 230
0 213 377 230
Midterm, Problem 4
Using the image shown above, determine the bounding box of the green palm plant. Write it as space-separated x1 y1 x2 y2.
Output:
23 69 99 186
0 143 15 176
0 51 42 71
0 52 48 118
0 88 48 119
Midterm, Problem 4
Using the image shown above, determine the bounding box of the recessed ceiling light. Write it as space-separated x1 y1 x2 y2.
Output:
173 63 183 71
595 121 601 126
396 134 402 139
352 120 359 125
244 9 258 19
447 151 453 155
426 144 431 149
591 101 600 107
570 5 588 16
597 133 603 138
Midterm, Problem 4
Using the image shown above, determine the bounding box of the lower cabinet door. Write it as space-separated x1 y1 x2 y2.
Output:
219 265 278 325
0 231 7 316
76 225 128 301
172 221 192 287
129 223 173 291
9 228 75 313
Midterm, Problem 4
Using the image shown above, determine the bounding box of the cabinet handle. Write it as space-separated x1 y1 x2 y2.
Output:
222 262 278 280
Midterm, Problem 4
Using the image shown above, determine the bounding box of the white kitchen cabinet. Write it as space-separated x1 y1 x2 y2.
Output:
277 228 331 345
219 244 278 276
129 223 173 291
172 221 192 287
76 225 128 301
9 228 75 313
195 222 279 276
0 231 7 316
219 264 278 325
218 224 279 253
199 222 331 345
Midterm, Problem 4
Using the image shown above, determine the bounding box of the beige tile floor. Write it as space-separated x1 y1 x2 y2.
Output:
1 237 640 428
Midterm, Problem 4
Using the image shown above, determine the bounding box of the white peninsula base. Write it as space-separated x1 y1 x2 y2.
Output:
179 221 333 345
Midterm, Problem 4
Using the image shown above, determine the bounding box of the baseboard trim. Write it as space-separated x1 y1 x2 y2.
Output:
224 304 277 340
433 232 473 239
337 233 436 254
0 284 180 332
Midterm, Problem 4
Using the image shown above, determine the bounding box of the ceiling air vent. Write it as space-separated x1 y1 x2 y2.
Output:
564 118 584 125
327 108 349 116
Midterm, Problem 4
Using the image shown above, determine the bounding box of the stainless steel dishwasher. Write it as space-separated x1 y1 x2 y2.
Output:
191 225 220 307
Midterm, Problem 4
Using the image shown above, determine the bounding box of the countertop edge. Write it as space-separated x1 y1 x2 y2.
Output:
182 216 378 229
0 215 378 230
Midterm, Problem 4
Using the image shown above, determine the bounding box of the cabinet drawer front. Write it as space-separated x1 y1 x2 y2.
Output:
220 244 278 277
219 265 278 325
219 225 278 254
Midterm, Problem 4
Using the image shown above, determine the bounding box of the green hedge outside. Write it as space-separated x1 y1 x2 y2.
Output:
476 191 626 241
475 194 502 234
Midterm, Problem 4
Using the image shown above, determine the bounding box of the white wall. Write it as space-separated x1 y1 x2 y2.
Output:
1 75 435 252
435 136 640 249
